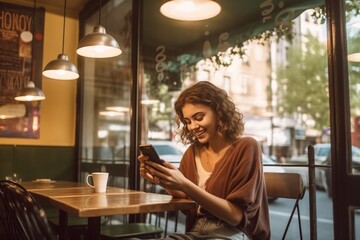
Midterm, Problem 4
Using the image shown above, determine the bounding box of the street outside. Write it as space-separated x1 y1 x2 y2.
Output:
158 187 360 239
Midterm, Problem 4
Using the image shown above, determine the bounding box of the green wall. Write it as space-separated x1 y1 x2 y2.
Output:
0 145 76 181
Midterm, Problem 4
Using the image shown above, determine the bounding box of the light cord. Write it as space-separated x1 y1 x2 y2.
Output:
62 0 67 54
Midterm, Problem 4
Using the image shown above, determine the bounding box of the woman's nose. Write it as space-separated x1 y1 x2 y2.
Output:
189 122 199 130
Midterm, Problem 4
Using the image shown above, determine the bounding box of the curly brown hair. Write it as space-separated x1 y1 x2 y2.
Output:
174 81 244 145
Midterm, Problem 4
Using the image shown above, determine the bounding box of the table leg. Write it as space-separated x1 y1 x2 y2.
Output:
88 217 101 240
58 210 68 240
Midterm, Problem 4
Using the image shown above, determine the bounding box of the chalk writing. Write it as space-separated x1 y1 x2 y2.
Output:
0 11 32 32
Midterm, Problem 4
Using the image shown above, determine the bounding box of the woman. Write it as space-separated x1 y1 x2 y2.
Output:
139 81 270 240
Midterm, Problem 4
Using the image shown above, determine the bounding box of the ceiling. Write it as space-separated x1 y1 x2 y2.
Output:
142 0 324 51
16 0 324 52
20 0 88 12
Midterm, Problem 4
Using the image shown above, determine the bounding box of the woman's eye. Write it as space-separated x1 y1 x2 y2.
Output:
194 115 204 121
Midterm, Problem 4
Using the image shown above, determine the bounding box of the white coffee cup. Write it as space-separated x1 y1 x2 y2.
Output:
86 172 109 193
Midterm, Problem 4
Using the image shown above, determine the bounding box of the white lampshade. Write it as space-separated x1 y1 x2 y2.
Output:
160 0 221 21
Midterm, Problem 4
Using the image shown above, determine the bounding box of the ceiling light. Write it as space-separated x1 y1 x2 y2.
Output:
15 0 45 102
76 0 122 58
15 81 45 101
43 54 79 80
160 0 221 21
141 94 160 105
43 0 79 80
106 106 130 112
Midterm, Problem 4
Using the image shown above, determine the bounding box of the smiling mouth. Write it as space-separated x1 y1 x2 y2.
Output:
194 130 206 139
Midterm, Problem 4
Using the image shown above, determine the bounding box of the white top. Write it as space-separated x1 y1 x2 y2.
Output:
195 148 212 189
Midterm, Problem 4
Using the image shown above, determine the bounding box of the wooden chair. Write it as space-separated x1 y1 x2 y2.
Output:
264 172 306 240
0 180 57 240
100 222 163 239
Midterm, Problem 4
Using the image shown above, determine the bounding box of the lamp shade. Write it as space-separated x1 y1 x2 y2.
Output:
160 0 221 21
14 81 45 101
77 25 122 58
43 54 79 80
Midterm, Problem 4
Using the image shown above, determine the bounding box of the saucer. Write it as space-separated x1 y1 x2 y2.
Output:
34 179 56 184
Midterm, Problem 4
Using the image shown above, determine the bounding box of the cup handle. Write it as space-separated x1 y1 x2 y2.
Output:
86 174 94 188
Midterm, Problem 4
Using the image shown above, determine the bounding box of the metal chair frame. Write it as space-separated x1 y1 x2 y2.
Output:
264 172 306 240
0 180 56 240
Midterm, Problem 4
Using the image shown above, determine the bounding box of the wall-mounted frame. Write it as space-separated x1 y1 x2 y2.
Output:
0 2 45 138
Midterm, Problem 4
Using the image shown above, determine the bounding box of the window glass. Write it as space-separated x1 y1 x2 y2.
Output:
79 0 132 188
346 1 360 176
140 1 330 239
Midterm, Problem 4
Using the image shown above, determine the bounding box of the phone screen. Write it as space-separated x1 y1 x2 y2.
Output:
139 144 164 166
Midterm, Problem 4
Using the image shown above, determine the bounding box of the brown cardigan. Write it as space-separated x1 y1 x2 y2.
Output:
179 137 270 240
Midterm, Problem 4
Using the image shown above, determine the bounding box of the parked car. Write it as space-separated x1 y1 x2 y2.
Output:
290 143 360 197
317 144 360 196
262 154 286 202
262 154 286 173
150 140 184 168
151 141 285 173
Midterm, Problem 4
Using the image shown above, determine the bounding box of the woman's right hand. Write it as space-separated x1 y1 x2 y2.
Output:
138 154 160 184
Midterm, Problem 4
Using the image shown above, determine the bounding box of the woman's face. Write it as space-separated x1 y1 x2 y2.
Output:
182 103 219 144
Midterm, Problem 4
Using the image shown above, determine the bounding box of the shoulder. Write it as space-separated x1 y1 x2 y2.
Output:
233 136 260 149
229 137 262 164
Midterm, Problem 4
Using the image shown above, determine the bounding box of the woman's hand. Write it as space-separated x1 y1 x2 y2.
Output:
138 154 160 184
138 154 188 190
145 160 190 192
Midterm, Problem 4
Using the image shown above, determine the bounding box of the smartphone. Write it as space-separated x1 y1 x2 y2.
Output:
139 144 164 166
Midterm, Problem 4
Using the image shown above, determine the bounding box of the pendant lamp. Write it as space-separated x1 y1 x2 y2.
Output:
160 0 221 21
76 0 122 58
42 0 79 80
15 0 45 101
15 81 45 101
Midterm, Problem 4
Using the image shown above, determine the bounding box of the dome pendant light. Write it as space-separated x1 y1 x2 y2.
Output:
160 0 221 21
15 81 45 101
42 0 79 80
76 0 122 58
15 0 45 102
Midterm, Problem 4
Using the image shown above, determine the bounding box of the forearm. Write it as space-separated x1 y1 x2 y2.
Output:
165 188 187 198
182 178 243 226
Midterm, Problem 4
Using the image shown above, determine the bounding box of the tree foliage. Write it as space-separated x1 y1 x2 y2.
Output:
348 32 360 114
276 34 329 130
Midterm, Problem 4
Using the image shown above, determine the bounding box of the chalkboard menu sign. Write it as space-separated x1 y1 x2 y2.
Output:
0 2 44 138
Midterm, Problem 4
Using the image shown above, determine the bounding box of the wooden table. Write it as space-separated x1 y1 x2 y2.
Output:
22 181 196 240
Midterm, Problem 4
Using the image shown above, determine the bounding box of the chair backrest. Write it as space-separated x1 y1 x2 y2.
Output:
264 172 305 200
264 172 306 240
0 180 56 240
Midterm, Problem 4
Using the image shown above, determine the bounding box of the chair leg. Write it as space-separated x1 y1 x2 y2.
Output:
164 211 169 237
296 203 303 240
174 211 179 233
282 198 300 240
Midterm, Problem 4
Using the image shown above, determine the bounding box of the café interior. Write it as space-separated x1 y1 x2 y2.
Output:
0 0 360 239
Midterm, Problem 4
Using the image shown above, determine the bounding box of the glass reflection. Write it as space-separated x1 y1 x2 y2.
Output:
80 0 132 188
346 2 360 176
